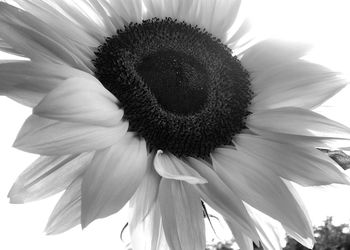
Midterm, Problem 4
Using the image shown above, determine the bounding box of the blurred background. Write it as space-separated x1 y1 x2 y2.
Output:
1 0 350 249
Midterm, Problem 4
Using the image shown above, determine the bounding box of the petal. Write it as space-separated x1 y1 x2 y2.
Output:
130 202 170 250
241 39 312 72
247 107 350 139
13 0 99 47
129 153 160 225
0 61 94 107
226 220 253 250
187 157 259 243
158 179 205 250
154 150 207 184
13 115 128 155
246 206 286 250
8 152 93 204
33 77 123 127
0 3 92 72
251 61 347 110
108 0 143 24
81 134 148 228
144 0 241 41
212 147 314 242
45 177 82 235
235 134 350 186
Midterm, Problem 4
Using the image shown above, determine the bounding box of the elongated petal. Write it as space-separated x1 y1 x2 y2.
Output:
130 202 170 250
108 0 143 24
241 39 312 72
247 107 350 139
226 220 253 250
158 179 205 250
251 61 347 110
45 177 82 235
8 152 93 204
0 61 94 107
188 157 259 242
81 134 148 228
154 150 207 184
0 3 92 72
144 0 241 41
34 77 123 127
14 115 128 155
235 134 350 186
212 147 314 241
246 206 286 250
13 0 99 47
129 153 160 225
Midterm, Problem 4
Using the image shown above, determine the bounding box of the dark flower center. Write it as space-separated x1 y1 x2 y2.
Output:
93 18 252 158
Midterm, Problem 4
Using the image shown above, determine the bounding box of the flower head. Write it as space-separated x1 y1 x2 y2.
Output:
1 0 349 250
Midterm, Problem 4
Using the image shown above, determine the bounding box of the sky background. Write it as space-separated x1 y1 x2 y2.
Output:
1 0 350 249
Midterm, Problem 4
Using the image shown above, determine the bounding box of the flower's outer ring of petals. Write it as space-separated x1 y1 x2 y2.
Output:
154 150 207 185
13 115 128 155
187 157 259 243
144 0 241 41
247 107 350 139
33 77 123 127
107 0 143 24
212 147 314 242
250 61 347 111
81 134 148 228
0 3 92 72
158 178 206 250
234 134 350 186
241 39 312 73
0 61 95 107
8 152 93 204
45 176 82 235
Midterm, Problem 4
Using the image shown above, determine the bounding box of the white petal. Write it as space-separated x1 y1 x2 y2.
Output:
187 157 259 243
247 107 350 139
86 0 116 36
251 61 347 110
235 134 350 186
212 147 314 241
81 134 148 228
13 0 99 47
45 177 82 235
108 0 143 24
246 206 286 250
154 150 207 184
158 179 205 250
129 153 160 225
241 39 312 72
130 202 170 250
8 152 93 204
0 3 92 72
226 220 253 250
227 18 252 48
0 61 95 107
14 115 128 155
144 0 241 41
34 77 123 127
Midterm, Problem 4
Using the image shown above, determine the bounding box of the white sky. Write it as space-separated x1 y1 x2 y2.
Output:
1 0 350 249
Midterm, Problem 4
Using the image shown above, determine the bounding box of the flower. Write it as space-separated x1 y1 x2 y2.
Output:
0 0 349 249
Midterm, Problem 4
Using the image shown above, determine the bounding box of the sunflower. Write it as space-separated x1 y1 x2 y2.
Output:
1 0 349 249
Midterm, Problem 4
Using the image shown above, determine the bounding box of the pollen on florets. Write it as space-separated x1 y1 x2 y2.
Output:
93 17 253 158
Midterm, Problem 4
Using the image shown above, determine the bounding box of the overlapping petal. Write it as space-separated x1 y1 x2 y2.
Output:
81 134 148 228
33 77 123 127
13 115 128 155
8 152 93 203
0 61 94 107
211 147 314 242
158 178 205 250
45 177 82 235
154 150 207 184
